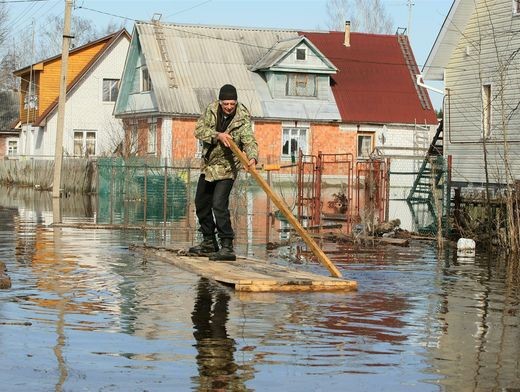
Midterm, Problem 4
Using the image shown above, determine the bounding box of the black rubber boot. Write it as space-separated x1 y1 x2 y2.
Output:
209 238 236 261
188 235 219 256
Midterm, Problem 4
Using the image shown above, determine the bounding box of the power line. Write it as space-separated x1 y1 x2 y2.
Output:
77 5 136 22
0 0 48 3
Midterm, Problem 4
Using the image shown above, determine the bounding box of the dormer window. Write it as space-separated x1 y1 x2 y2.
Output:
141 65 152 92
296 48 306 60
286 73 316 97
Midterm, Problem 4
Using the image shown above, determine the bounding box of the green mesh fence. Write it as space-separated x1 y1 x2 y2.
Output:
97 158 190 225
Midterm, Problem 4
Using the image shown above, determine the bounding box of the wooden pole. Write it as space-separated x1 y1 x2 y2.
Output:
227 139 342 278
52 0 73 202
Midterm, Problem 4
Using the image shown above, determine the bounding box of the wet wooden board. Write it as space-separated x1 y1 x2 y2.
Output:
133 245 357 293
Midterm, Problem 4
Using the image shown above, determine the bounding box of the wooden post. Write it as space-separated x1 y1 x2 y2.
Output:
52 0 73 202
227 139 342 278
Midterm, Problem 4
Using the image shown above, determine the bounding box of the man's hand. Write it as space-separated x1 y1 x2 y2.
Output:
245 158 257 172
216 132 233 147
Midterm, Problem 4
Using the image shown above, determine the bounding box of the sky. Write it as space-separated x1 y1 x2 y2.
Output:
3 0 454 109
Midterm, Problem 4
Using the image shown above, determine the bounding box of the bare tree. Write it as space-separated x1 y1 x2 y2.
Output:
0 4 7 49
0 49 19 90
38 14 100 58
0 11 126 91
326 0 394 34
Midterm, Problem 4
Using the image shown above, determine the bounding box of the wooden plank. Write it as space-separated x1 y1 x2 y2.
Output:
133 245 357 293
227 139 343 278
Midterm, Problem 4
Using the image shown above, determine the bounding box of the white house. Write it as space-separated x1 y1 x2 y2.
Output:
423 0 520 189
14 29 130 159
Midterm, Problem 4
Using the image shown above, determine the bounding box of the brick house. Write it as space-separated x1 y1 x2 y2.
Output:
114 21 437 174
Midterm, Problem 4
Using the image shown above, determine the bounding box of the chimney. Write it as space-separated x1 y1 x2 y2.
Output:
344 21 351 47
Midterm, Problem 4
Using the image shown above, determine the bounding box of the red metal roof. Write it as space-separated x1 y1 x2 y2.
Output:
300 31 438 125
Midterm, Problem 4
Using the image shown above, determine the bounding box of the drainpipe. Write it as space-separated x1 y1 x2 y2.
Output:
415 74 444 95
415 74 446 95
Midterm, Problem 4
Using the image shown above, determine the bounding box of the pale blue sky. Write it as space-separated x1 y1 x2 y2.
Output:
5 0 453 108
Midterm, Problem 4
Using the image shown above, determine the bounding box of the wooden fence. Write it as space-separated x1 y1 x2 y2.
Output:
0 158 97 193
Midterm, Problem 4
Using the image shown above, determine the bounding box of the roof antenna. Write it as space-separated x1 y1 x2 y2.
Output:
152 13 162 23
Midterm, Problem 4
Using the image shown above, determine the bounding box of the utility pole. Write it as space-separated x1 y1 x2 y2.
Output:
25 21 35 156
52 0 73 210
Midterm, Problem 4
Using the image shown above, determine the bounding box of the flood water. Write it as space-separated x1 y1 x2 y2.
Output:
0 187 519 391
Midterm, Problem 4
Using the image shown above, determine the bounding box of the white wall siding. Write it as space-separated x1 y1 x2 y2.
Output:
445 0 520 185
43 37 130 157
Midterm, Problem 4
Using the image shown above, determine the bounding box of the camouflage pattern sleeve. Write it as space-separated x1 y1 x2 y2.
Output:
194 102 218 144
238 117 258 163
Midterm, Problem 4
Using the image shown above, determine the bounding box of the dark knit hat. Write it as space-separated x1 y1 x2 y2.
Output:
219 84 238 100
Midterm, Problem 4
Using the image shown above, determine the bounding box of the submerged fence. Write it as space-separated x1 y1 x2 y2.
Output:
0 157 96 193
0 155 451 235
96 158 193 226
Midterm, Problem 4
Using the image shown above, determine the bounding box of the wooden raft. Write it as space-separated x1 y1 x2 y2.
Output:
133 245 357 293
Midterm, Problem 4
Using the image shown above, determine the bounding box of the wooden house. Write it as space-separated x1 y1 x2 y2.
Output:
114 21 437 172
13 29 130 158
423 0 520 189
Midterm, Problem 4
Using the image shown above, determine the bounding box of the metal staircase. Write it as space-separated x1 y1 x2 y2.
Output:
406 121 447 234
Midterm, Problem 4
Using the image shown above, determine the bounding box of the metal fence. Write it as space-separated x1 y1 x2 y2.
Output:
96 158 193 226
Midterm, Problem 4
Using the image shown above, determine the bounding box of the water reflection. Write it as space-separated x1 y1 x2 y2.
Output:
1 187 520 391
191 278 252 391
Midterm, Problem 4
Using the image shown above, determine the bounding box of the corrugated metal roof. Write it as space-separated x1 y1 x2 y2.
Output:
134 22 341 121
136 22 296 116
422 0 476 80
301 31 438 125
251 37 303 71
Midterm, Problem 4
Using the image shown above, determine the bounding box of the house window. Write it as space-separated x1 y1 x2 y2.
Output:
514 0 520 14
357 133 374 159
148 122 157 154
286 73 316 97
482 84 492 138
102 79 119 102
130 123 138 154
296 48 306 60
74 130 96 157
282 127 308 160
7 139 18 156
141 65 152 92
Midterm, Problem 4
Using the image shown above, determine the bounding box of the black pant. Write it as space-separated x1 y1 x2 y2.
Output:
194 174 234 239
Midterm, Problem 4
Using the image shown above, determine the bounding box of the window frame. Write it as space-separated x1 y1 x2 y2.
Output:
281 126 309 161
296 48 307 61
129 122 139 155
141 65 152 92
286 73 317 98
147 121 157 154
357 132 375 159
482 83 492 138
73 129 97 157
7 138 18 156
102 78 119 102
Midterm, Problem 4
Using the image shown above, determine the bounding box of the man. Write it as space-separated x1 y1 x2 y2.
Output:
189 84 258 261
